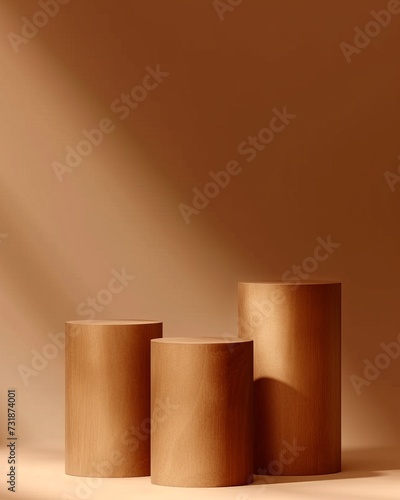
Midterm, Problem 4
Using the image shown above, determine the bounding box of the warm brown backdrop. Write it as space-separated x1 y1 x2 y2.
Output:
1 0 399 460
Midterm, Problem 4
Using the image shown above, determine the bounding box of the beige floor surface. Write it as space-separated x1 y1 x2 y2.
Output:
1 447 399 500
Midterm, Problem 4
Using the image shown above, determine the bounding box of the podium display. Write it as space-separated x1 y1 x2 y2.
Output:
65 320 162 477
238 281 341 475
65 282 342 484
150 337 254 487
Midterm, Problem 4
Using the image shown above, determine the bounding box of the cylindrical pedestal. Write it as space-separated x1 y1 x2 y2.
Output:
151 337 254 487
65 320 162 477
238 282 341 476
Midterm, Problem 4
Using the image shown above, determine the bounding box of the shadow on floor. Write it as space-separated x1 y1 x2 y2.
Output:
251 446 400 484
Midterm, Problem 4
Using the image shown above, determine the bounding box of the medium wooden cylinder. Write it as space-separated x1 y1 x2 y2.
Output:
65 320 162 477
151 337 254 487
238 282 341 475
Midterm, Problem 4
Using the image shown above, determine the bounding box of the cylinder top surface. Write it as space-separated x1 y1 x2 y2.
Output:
152 337 252 344
239 281 340 285
66 319 161 325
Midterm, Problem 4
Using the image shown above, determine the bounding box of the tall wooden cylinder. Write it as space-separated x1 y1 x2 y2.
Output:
65 320 162 477
238 282 341 475
151 337 254 487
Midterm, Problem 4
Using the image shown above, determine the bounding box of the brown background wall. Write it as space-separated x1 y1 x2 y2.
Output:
0 0 399 454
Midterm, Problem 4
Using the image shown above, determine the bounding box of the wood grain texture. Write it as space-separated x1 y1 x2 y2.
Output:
151 337 254 487
238 282 341 476
65 320 162 477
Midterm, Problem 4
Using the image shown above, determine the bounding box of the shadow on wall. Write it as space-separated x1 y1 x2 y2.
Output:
254 376 400 482
254 378 341 476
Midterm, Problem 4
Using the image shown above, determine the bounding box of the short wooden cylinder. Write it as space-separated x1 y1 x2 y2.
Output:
65 320 162 477
151 337 254 487
238 282 341 475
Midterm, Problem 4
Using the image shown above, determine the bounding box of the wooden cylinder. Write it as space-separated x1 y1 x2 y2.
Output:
65 320 162 477
238 282 341 476
151 337 254 487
